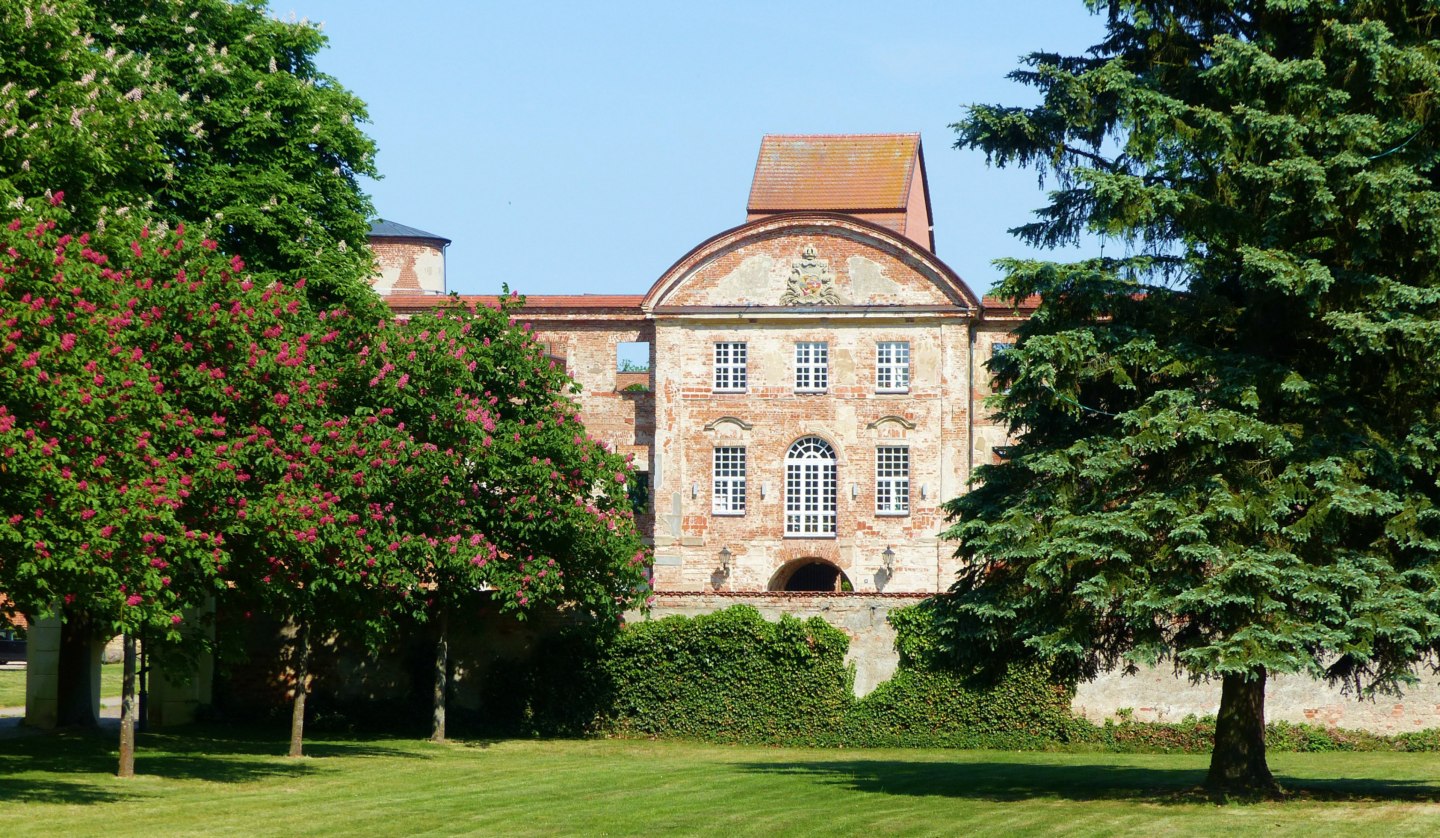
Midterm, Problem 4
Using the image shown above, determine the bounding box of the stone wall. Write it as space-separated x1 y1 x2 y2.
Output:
643 591 927 696
1074 665 1440 734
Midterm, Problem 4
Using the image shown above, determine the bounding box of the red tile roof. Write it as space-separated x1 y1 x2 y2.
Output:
521 295 646 309
385 293 645 315
748 134 920 212
981 293 1043 314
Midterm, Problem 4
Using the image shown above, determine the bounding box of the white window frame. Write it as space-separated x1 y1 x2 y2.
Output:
794 342 829 393
875 446 910 516
713 342 747 392
876 341 911 393
785 436 837 537
712 447 747 515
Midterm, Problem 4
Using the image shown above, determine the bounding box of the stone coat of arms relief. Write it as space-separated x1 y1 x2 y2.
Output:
780 244 844 306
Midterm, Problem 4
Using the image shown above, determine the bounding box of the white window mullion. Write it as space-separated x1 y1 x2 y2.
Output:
713 446 746 515
795 342 828 392
784 436 837 536
875 446 910 515
714 342 748 392
877 341 910 392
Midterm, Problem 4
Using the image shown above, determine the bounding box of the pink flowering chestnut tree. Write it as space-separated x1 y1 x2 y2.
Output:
0 197 347 774
351 292 650 741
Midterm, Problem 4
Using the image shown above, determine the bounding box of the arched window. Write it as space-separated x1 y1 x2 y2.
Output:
785 436 837 536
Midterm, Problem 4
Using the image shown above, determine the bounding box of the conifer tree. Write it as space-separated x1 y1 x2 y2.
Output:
942 0 1440 794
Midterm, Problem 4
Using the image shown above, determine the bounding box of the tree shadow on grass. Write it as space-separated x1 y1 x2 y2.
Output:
0 725 430 804
734 759 1440 805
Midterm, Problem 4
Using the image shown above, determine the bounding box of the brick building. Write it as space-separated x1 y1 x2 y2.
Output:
382 134 1033 599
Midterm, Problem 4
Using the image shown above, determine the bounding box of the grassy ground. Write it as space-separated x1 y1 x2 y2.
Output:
0 664 124 708
2 730 1440 836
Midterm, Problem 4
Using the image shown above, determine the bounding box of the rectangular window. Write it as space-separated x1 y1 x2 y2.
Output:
713 342 747 392
712 447 746 515
794 341 828 392
992 342 1015 357
875 446 910 516
876 341 911 392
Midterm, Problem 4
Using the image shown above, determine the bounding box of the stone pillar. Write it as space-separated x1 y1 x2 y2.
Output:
24 613 101 729
147 601 215 727
147 651 213 727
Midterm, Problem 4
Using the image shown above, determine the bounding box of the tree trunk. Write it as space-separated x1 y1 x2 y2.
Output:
117 634 138 778
288 620 310 758
55 609 98 728
431 609 448 743
137 633 148 733
1205 669 1278 796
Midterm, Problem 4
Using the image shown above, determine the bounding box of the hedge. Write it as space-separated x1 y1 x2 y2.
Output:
314 601 1440 753
479 603 1079 747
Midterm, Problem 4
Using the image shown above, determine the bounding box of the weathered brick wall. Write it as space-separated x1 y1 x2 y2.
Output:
527 314 656 535
650 315 967 593
371 237 445 295
646 225 981 594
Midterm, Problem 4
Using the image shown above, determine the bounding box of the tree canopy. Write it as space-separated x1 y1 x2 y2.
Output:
942 0 1440 793
0 0 380 311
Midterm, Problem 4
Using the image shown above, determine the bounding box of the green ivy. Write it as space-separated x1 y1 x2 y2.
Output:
602 606 853 743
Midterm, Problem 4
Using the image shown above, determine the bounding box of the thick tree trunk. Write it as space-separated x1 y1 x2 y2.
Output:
117 634 138 778
56 610 98 728
431 609 448 743
1205 669 1278 795
288 620 310 758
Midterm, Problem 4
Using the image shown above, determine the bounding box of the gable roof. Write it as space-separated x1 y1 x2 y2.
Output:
746 133 932 251
368 219 452 245
748 134 920 212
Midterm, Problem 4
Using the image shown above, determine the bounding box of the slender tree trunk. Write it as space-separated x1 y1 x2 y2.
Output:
117 634 138 778
138 631 148 733
288 620 310 758
56 609 98 728
1205 668 1278 796
431 609 448 743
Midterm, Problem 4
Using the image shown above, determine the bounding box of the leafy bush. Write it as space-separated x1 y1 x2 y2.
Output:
839 664 1084 749
602 606 853 743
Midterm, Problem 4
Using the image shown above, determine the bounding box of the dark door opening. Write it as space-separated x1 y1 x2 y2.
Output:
775 561 854 592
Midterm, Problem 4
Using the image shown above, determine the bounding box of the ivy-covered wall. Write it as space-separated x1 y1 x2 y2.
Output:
486 604 1079 747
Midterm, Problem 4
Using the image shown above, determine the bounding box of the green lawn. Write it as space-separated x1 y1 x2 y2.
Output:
0 664 124 708
2 731 1440 836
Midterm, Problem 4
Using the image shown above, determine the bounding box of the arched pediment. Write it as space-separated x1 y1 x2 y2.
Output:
702 416 754 432
641 214 980 314
866 415 917 431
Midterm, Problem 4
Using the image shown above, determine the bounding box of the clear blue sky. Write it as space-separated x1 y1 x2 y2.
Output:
284 1 1109 298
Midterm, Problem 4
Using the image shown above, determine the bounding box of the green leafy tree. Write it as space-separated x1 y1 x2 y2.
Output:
0 197 339 774
942 0 1440 794
358 295 650 741
0 0 382 314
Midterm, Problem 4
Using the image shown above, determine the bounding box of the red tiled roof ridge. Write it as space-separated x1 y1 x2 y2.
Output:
759 131 921 140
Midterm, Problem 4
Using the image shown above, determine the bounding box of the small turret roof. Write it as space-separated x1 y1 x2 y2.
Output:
368 219 451 244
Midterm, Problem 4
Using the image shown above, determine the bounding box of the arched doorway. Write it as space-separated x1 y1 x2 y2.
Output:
769 559 854 592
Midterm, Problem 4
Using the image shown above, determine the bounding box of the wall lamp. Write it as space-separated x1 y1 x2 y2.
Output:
718 545 733 575
881 545 896 574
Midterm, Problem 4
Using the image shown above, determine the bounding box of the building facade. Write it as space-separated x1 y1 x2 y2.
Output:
381 134 1033 599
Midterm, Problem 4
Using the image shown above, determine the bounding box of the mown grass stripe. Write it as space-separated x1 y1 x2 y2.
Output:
3 733 1440 836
